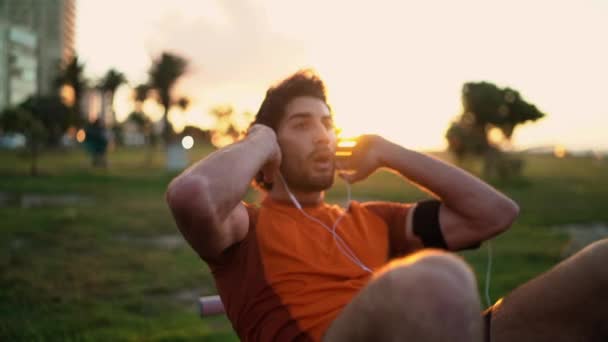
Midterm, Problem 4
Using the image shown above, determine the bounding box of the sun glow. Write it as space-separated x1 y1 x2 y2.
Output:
488 128 505 145
77 0 608 151
554 145 567 158
337 140 357 148
60 85 75 107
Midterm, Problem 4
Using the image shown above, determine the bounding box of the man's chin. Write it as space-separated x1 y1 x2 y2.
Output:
308 173 335 191
290 173 334 192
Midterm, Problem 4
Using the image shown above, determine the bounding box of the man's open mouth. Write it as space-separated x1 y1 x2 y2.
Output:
311 151 334 169
313 155 331 163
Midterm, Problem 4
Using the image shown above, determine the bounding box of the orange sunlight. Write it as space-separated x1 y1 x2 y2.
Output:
78 0 608 152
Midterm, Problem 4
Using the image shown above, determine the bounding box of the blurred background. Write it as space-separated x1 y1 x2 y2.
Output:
0 0 607 341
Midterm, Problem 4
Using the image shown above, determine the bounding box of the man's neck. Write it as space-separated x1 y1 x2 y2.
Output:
269 184 324 207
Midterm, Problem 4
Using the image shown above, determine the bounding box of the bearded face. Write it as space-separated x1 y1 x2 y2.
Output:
275 96 337 193
280 146 336 192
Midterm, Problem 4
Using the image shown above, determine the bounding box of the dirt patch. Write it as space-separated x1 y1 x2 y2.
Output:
9 238 27 250
0 192 19 207
115 234 186 251
21 194 93 208
554 223 608 257
0 192 93 208
174 288 202 305
150 235 184 250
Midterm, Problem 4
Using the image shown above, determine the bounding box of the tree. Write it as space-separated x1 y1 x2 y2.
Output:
176 97 190 111
446 82 545 178
209 105 251 147
0 96 72 175
148 52 188 144
127 84 157 164
130 84 153 135
460 82 544 143
19 95 74 146
126 111 150 130
133 84 150 112
55 56 87 127
129 84 153 139
98 69 127 125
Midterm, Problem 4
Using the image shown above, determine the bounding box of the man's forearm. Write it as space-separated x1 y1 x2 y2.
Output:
379 139 518 227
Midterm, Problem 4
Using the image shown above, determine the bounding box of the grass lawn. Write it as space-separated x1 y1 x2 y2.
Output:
1 145 607 341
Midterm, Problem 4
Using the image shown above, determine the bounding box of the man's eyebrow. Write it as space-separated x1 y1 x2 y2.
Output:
287 112 332 121
286 112 313 121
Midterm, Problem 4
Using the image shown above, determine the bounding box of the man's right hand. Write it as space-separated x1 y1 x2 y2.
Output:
247 124 282 183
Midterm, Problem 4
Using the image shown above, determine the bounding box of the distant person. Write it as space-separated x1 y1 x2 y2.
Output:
166 70 608 341
84 118 108 167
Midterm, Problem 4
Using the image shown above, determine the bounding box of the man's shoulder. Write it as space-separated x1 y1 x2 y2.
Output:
355 200 414 224
357 200 412 210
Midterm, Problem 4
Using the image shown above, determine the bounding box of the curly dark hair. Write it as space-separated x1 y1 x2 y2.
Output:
251 69 332 190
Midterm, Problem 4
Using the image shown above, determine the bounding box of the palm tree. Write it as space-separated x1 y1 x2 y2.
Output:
176 97 190 111
130 84 155 165
148 52 188 145
98 69 127 125
56 56 87 126
133 84 150 112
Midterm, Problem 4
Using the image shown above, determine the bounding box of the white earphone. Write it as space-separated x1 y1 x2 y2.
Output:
278 173 373 273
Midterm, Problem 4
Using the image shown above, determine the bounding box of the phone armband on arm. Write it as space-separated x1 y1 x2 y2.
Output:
412 199 448 249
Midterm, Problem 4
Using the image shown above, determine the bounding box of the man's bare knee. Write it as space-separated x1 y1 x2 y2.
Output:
375 251 480 313
368 251 482 340
378 250 477 291
324 251 483 342
574 238 608 285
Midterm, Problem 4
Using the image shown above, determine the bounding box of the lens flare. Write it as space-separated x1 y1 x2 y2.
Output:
76 129 86 143
181 135 194 150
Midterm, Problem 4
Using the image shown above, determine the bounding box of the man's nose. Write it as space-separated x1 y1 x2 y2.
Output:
313 122 331 145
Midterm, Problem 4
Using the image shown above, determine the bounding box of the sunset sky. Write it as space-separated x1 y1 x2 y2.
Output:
76 0 607 151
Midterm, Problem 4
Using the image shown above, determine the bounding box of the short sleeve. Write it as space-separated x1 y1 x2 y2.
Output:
206 202 258 271
362 201 414 259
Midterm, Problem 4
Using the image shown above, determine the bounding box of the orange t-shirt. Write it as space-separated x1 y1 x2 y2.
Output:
208 197 413 341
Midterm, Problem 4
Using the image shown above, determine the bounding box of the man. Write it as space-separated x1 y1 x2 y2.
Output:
166 70 608 341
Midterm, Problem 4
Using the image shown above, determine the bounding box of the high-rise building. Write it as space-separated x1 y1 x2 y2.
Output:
36 0 76 96
0 0 75 110
0 22 38 107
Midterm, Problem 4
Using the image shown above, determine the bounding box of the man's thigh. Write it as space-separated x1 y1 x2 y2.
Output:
489 239 608 342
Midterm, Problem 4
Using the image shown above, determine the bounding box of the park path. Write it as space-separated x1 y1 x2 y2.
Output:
556 223 608 257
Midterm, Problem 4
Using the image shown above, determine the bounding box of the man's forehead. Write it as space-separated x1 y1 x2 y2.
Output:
284 96 331 119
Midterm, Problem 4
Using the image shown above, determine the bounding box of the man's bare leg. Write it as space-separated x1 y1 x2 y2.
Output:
323 250 484 342
491 238 608 342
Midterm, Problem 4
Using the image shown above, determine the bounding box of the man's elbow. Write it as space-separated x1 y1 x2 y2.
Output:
490 198 519 234
166 175 212 216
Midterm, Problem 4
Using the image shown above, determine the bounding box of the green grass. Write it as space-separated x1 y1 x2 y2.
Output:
1 145 607 341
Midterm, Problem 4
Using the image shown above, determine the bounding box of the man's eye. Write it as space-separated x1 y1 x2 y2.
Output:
294 122 309 129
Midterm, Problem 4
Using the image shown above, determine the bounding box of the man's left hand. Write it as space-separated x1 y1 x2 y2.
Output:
335 134 388 184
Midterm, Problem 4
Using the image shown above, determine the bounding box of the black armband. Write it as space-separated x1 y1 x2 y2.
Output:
460 242 482 250
413 199 448 249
